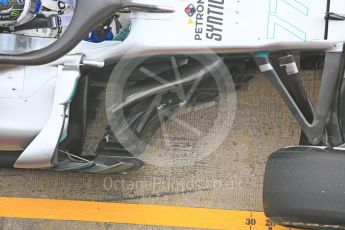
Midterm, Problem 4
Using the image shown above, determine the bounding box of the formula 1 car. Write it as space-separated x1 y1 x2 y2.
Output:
1 0 345 228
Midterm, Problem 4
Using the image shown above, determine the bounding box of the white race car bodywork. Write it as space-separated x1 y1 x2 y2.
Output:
0 0 344 169
83 0 345 62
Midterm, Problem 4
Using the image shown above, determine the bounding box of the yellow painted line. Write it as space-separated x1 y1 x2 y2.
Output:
0 197 298 230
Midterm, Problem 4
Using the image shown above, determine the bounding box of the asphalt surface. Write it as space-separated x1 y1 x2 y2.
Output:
0 70 321 229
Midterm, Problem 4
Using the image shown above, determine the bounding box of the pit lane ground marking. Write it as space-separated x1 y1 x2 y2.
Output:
0 197 298 229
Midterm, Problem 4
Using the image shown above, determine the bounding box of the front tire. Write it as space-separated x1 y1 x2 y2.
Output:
264 146 345 229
